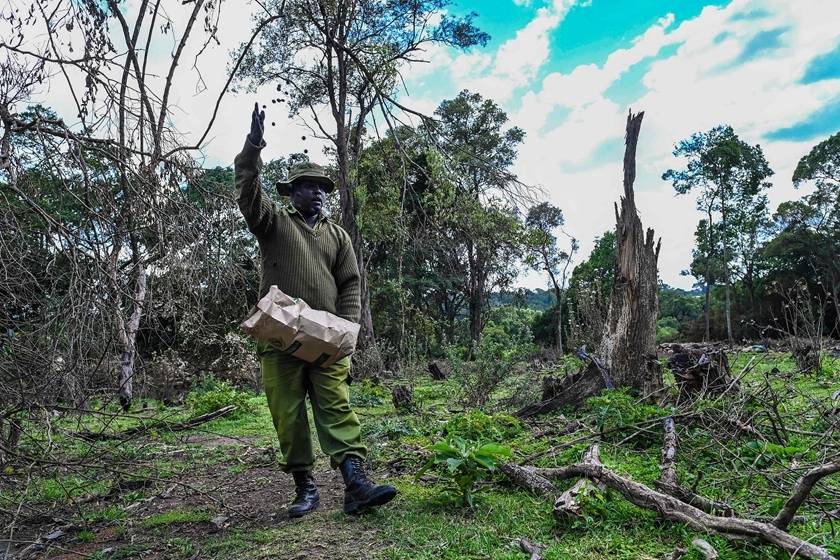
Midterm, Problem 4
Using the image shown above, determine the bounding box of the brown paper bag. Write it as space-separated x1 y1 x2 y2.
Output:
240 285 360 367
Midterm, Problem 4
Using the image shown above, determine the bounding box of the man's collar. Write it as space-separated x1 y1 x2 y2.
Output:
286 204 327 224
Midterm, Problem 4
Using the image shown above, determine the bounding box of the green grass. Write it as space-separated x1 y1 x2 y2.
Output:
5 351 838 560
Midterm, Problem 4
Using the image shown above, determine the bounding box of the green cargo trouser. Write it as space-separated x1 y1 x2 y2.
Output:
258 342 367 472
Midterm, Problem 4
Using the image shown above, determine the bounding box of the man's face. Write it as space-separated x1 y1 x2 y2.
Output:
289 180 326 217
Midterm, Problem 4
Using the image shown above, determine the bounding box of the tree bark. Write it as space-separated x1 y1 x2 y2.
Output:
467 238 484 359
704 210 712 342
721 200 734 347
117 261 146 411
598 111 662 395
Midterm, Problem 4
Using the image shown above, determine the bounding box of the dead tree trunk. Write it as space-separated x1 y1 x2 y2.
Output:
517 110 662 417
598 110 662 395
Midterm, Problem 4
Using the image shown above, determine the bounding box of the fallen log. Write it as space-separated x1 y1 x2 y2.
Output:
503 453 836 560
74 405 237 441
655 417 734 516
499 463 555 497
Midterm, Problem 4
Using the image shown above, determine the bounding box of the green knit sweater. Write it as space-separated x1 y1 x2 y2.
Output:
234 138 361 323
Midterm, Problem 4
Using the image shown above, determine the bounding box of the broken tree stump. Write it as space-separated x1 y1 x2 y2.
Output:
428 360 449 381
517 110 663 417
391 384 414 411
666 345 737 399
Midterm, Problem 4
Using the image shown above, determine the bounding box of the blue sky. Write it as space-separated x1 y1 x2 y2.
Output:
396 0 840 290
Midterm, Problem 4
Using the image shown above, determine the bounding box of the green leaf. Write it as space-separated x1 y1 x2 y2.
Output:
472 454 497 470
445 458 463 473
477 443 511 456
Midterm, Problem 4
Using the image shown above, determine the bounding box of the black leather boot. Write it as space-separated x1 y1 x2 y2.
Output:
339 456 397 514
288 471 320 518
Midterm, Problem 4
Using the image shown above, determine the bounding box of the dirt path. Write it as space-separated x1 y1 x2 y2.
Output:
19 437 387 559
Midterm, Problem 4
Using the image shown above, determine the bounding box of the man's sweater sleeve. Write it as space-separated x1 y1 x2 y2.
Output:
234 137 275 237
334 232 362 323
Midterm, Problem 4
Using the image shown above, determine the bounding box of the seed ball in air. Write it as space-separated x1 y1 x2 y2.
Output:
262 105 266 109
304 149 308 154
271 100 276 104
301 135 306 140
272 122 276 126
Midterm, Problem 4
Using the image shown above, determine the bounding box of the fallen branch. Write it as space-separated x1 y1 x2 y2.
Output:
505 454 835 560
691 538 719 559
74 405 237 441
655 417 734 516
554 444 603 521
773 459 840 530
500 463 555 497
659 417 678 486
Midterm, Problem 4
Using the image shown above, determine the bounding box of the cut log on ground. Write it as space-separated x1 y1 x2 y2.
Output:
517 363 606 417
74 405 237 441
391 384 414 411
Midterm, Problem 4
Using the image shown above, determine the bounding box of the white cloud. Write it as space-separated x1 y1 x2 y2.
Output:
499 0 840 290
448 0 578 103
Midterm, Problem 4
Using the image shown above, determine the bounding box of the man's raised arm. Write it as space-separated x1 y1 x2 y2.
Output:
234 102 275 237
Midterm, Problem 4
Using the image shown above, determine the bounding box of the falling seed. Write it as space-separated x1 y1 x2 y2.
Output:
276 84 282 91
271 100 276 103
301 135 306 140
262 105 266 109
304 149 308 154
272 122 276 126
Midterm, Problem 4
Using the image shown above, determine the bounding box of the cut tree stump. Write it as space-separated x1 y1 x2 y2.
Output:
391 384 414 411
428 360 449 380
666 345 738 399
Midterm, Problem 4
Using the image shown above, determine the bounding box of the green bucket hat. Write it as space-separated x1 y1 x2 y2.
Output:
276 161 335 196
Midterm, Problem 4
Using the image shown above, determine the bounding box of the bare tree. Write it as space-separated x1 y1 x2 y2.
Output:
0 0 269 413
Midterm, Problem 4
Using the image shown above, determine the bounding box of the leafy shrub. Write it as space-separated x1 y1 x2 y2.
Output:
584 389 669 440
349 378 387 407
416 436 511 507
444 410 523 442
362 416 417 440
185 376 255 418
739 440 809 468
656 316 680 343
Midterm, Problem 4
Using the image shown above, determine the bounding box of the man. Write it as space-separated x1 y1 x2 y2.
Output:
234 102 396 517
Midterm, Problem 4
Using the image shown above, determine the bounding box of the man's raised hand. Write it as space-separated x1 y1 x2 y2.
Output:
249 102 265 145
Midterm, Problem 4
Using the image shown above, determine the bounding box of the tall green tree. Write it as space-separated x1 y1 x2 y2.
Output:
433 90 526 355
524 202 577 352
663 125 773 345
765 131 840 334
566 231 616 349
235 0 488 351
